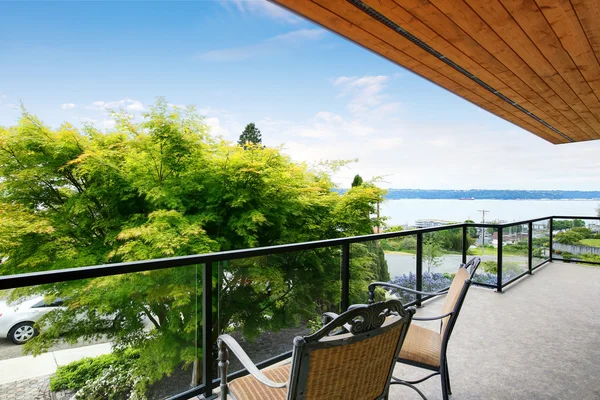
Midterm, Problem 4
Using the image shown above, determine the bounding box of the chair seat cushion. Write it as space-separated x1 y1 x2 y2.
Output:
398 324 441 367
228 363 290 400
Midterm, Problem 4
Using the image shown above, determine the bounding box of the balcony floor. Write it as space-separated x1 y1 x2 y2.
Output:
389 261 600 399
219 262 599 400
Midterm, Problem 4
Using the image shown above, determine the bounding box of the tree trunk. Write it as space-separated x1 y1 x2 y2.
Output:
191 356 202 387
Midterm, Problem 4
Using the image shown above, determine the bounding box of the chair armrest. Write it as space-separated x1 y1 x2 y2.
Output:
412 311 453 321
217 334 287 388
368 281 449 297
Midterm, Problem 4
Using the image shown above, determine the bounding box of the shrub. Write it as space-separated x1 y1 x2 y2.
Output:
385 267 521 299
571 227 594 239
481 261 522 275
471 269 519 285
580 253 600 263
503 241 528 255
560 251 574 260
388 272 452 304
554 231 585 245
74 363 148 400
50 349 140 392
381 236 417 252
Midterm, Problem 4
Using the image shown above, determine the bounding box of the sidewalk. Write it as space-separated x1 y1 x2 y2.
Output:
0 343 112 385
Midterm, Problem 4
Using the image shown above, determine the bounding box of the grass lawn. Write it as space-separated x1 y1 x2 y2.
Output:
579 239 600 248
467 246 497 256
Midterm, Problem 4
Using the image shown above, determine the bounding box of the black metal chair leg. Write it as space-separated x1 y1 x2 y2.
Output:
440 364 449 400
445 360 452 395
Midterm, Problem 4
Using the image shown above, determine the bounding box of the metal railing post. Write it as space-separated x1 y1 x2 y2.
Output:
462 225 468 264
416 232 423 307
202 262 214 397
341 243 350 312
528 222 533 274
549 218 554 262
497 227 503 293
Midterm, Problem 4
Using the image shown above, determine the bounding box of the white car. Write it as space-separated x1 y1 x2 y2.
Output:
0 297 63 344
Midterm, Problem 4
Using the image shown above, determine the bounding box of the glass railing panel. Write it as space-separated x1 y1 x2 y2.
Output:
379 233 418 304
552 218 600 264
502 224 528 282
0 265 201 400
216 247 341 378
532 219 550 266
469 226 499 286
421 228 465 293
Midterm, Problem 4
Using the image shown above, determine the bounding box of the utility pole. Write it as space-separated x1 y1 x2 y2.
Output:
376 200 380 233
477 209 490 254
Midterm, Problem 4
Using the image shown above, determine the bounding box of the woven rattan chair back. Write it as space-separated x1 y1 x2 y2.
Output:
286 299 414 400
440 258 481 337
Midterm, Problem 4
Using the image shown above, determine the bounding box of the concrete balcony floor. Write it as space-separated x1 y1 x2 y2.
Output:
389 262 600 399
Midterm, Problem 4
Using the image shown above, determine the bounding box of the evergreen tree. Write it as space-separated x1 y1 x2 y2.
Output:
351 174 363 187
238 123 262 147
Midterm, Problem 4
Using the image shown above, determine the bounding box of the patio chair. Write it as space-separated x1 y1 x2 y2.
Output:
216 299 415 400
367 257 481 400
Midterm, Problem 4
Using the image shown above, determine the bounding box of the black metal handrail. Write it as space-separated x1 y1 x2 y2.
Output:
0 215 598 399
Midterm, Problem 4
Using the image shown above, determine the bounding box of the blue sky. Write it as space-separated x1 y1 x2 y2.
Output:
1 0 599 190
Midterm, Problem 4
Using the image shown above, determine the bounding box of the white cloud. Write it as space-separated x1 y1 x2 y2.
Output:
224 0 300 23
60 103 77 110
205 117 229 137
268 29 325 42
333 75 402 116
87 98 145 112
103 119 116 130
197 28 324 62
224 74 600 191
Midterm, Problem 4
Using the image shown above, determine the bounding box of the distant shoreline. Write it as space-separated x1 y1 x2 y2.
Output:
384 198 600 201
337 189 600 201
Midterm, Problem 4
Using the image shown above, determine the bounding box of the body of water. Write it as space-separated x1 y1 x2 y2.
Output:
381 199 599 226
385 252 530 278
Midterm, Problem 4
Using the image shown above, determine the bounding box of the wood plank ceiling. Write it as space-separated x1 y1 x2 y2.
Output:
270 0 600 144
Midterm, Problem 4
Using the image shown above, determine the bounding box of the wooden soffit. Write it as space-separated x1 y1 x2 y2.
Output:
270 0 600 144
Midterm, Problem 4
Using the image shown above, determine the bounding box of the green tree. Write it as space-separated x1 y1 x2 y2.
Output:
554 231 584 245
423 241 443 272
0 100 387 393
553 220 573 231
573 219 585 228
351 174 363 187
571 227 593 238
465 220 478 238
238 122 262 147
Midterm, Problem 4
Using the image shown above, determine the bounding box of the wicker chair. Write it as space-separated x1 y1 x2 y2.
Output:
367 257 481 400
216 299 415 400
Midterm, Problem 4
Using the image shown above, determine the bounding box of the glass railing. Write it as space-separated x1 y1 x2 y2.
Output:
501 223 529 284
551 217 600 264
0 215 594 399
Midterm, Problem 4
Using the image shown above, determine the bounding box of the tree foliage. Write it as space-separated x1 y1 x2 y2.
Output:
351 174 363 187
464 220 478 238
554 230 585 245
0 99 387 390
238 123 262 147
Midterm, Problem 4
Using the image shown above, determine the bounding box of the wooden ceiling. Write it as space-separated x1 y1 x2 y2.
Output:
270 0 600 144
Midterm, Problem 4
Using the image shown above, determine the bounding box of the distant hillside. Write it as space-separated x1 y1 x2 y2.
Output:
380 189 600 200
